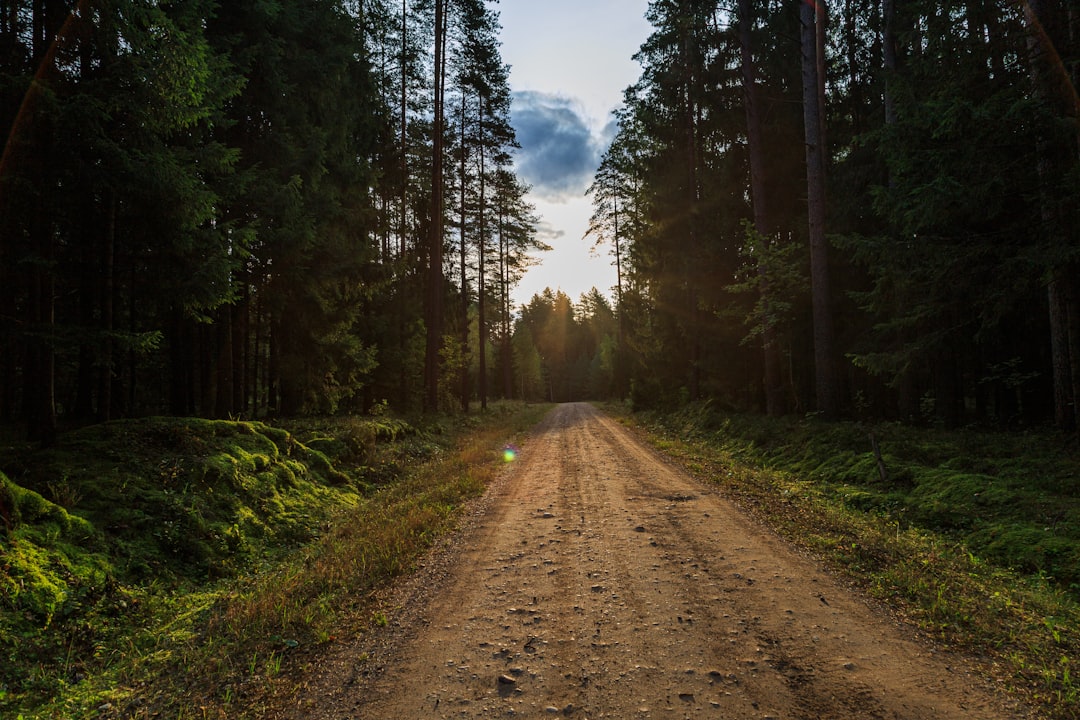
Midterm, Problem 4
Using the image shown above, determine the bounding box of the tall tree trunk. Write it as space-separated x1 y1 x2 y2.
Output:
478 96 488 411
400 0 408 259
424 0 446 411
739 0 784 417
215 304 234 419
883 0 899 128
681 28 701 402
614 191 629 399
252 285 264 417
97 193 116 421
1049 277 1073 428
802 0 838 418
238 281 250 416
1026 0 1080 435
1067 278 1080 440
460 90 470 412
27 206 56 444
169 311 193 415
396 0 410 409
23 0 65 444
500 203 512 399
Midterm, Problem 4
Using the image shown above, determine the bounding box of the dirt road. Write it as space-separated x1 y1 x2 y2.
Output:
275 403 1026 719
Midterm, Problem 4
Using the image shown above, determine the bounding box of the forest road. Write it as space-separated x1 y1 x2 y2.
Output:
271 402 1028 720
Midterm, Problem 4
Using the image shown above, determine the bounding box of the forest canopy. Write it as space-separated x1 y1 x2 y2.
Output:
586 0 1080 432
2 0 1079 437
0 0 548 438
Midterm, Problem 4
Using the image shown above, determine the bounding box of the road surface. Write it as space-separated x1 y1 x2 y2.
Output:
272 403 1026 719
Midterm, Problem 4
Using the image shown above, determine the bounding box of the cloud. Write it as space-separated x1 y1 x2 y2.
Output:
535 219 566 243
511 91 605 202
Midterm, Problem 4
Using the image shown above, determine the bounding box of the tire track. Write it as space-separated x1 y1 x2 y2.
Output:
272 403 1028 720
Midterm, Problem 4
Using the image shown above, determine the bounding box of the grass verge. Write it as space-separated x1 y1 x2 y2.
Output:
611 402 1079 720
2 401 549 719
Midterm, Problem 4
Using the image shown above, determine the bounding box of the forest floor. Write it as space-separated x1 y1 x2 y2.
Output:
261 403 1031 720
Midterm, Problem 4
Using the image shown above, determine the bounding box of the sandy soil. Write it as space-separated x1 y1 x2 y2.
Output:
269 403 1029 719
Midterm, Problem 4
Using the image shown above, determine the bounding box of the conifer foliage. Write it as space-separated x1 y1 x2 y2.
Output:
0 0 540 430
590 0 1080 430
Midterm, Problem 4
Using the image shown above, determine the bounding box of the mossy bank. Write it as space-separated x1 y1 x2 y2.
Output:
620 402 1079 718
1 404 548 718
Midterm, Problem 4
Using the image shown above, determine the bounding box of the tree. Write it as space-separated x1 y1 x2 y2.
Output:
207 0 380 416
801 0 838 418
738 0 784 416
1023 0 1080 436
424 0 446 412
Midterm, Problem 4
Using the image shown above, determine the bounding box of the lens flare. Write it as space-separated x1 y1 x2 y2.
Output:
503 444 518 463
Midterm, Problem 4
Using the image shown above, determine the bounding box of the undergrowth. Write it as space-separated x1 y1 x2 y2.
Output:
617 402 1079 719
0 402 548 719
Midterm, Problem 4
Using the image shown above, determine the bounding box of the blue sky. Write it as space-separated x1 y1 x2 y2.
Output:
497 0 652 308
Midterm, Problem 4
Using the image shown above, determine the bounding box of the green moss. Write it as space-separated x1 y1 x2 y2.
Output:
645 402 1080 595
0 416 374 712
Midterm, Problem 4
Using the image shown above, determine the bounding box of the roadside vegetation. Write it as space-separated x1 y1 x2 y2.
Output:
616 402 1080 719
0 401 548 719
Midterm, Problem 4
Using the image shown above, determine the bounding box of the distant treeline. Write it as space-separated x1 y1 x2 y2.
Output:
587 0 1080 432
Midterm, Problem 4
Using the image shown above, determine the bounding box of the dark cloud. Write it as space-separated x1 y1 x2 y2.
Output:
511 91 604 202
535 220 566 243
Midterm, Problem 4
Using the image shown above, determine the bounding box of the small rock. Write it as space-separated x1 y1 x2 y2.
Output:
842 661 856 671
545 706 560 714
498 674 517 685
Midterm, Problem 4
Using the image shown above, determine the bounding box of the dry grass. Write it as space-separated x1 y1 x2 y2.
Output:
161 402 549 718
616 404 1080 720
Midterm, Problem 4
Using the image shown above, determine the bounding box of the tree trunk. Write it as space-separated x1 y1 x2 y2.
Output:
98 192 116 421
478 96 488 411
460 90 470 412
1049 276 1073 428
1067 276 1080 441
400 0 409 259
500 203 513 399
23 0 63 444
802 0 838 418
424 0 446 411
215 305 234 418
1025 0 1080 435
74 204 97 420
237 295 248 416
739 0 784 417
26 212 57 444
169 310 194 416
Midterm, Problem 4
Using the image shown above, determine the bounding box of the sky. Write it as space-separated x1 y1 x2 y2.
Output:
496 0 653 308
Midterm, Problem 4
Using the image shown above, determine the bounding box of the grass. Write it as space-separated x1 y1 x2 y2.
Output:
0 401 549 719
612 401 1080 719
12 398 1072 716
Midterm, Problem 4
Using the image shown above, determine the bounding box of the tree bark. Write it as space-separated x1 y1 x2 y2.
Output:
478 96 488 411
1025 0 1080 434
460 89 470 412
802 0 838 418
499 202 513 399
424 0 446 411
98 192 116 422
739 0 784 417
